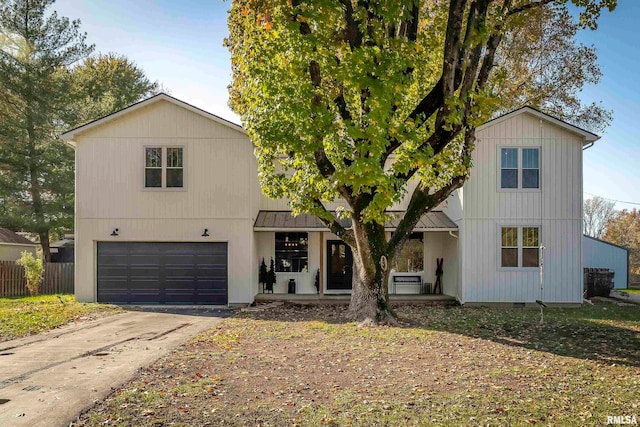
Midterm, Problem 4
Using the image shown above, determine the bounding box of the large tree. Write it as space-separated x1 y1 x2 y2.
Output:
490 5 612 133
0 0 92 261
66 53 160 125
603 209 640 283
0 1 158 261
227 0 615 323
583 196 616 239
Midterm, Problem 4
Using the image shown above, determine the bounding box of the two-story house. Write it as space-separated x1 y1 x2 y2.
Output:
62 94 598 306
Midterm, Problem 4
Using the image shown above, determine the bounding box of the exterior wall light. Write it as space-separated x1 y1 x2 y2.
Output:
110 228 119 237
202 229 209 237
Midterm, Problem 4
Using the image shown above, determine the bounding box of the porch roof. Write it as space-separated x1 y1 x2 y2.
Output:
253 210 458 232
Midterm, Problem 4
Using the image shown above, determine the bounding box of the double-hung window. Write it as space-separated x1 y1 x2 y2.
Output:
145 147 184 189
500 147 540 189
501 226 540 268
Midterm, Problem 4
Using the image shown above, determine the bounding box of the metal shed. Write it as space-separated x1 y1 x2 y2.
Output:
582 235 629 289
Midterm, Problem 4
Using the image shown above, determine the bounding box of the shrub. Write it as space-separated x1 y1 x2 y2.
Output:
16 251 44 296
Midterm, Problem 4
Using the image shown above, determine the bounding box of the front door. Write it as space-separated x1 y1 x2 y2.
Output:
326 240 353 291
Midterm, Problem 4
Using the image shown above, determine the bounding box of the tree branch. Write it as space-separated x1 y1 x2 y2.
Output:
458 0 490 96
339 0 363 50
441 0 468 98
380 78 443 166
507 0 556 17
387 174 466 255
312 199 355 246
314 148 336 178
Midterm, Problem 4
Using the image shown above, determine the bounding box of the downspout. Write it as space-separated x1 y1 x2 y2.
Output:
448 230 458 238
582 142 595 151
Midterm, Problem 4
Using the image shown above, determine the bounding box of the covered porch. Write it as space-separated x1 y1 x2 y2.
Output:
254 292 458 306
253 210 460 301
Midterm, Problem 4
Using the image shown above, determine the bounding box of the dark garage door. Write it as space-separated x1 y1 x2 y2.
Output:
97 242 227 305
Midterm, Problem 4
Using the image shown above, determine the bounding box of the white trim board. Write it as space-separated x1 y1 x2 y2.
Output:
61 93 246 142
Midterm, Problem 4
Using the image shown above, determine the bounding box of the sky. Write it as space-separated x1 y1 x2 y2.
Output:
53 0 640 210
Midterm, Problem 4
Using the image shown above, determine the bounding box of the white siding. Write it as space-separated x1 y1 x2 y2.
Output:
254 231 321 294
76 101 257 220
381 231 459 297
74 100 259 304
583 236 628 289
461 112 585 303
75 97 590 305
259 164 458 213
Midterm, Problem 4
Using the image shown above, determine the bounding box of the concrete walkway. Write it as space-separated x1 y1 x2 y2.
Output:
0 308 230 427
611 290 640 305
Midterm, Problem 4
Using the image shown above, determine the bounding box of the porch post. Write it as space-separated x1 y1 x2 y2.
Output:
319 232 324 295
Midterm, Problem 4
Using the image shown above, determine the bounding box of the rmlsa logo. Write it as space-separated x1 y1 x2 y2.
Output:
607 415 638 425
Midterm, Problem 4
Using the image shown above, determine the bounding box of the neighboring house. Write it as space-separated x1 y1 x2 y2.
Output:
0 228 37 262
62 94 599 306
50 234 75 263
582 235 628 289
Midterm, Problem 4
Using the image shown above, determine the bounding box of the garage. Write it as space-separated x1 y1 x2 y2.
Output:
97 242 228 304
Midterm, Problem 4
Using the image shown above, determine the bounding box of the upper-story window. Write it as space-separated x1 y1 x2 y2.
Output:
145 147 184 188
500 147 539 190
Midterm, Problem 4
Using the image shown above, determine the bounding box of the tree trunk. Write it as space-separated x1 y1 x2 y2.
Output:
39 231 51 262
27 123 51 262
348 252 396 325
346 219 396 325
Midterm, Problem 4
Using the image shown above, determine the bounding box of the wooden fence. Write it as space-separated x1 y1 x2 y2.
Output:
0 261 74 298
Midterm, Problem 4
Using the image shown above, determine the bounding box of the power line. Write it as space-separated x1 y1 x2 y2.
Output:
584 192 640 207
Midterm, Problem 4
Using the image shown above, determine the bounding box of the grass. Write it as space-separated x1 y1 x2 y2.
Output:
0 294 121 342
618 288 640 294
74 301 640 427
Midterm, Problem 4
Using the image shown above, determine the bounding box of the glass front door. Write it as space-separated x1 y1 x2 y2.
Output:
326 240 353 291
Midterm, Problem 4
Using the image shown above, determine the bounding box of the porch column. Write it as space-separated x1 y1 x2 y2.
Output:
319 232 324 295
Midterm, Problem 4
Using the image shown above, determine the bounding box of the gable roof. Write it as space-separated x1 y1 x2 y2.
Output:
583 234 629 252
0 228 36 245
61 93 245 141
476 106 600 143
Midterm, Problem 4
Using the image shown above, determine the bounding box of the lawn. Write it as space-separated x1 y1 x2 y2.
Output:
74 302 639 427
0 294 121 342
618 288 640 294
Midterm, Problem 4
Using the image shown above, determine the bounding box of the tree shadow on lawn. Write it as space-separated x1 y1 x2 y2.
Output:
416 302 640 368
237 301 640 368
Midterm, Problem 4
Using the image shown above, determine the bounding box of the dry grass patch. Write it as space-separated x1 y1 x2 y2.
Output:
75 301 639 426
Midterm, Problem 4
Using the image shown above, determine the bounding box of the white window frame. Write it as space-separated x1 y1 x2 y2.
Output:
500 226 519 268
497 146 541 192
499 225 541 270
142 145 186 191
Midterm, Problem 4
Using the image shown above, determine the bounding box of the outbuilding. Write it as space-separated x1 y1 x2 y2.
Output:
582 235 629 289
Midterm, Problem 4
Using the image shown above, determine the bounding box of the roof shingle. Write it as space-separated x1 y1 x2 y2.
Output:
0 228 36 245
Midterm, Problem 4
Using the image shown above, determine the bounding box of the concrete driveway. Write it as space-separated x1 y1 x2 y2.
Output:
0 307 230 427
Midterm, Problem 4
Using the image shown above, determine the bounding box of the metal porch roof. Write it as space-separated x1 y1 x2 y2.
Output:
253 210 458 231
